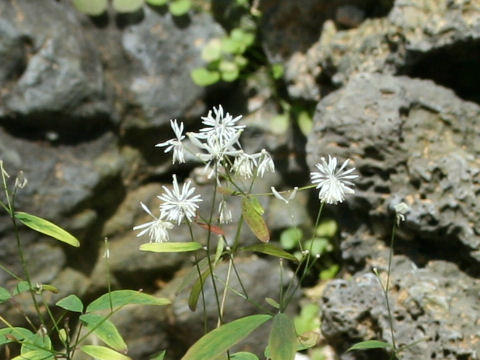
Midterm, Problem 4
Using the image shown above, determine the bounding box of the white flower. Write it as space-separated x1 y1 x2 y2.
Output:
310 155 357 204
156 119 186 164
271 186 298 204
218 199 232 224
232 150 257 179
197 105 245 143
158 174 203 224
256 149 275 177
133 202 174 243
15 170 28 189
188 131 242 179
394 202 409 225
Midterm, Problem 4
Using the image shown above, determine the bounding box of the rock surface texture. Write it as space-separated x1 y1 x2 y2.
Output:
306 73 480 358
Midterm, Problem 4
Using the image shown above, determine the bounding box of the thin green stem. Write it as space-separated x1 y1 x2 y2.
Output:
204 166 223 326
0 263 23 281
385 223 398 354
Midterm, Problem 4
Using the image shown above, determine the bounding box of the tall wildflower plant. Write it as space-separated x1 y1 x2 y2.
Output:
135 105 358 360
0 161 171 360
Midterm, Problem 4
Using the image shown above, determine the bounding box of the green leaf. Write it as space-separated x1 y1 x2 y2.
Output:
265 297 280 309
0 286 11 303
280 228 303 250
297 110 313 137
176 256 213 294
191 68 221 86
271 63 284 80
268 313 297 360
188 265 214 311
140 242 202 253
234 55 248 68
214 237 225 265
0 327 35 346
56 294 84 313
304 238 330 256
169 0 191 16
231 352 259 360
294 304 319 335
221 37 242 54
269 114 289 135
21 332 52 354
73 0 107 16
315 219 338 238
12 281 30 296
230 29 255 48
219 61 239 82
58 329 67 345
112 0 143 12
320 264 339 280
347 340 392 352
80 314 127 352
13 349 54 360
242 197 269 243
81 345 131 360
240 244 297 262
150 350 166 360
202 39 222 62
181 315 272 360
86 290 170 312
15 212 80 247
145 0 167 5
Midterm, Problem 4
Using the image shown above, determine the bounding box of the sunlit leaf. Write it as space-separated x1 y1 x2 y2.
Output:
169 0 191 16
21 332 52 354
219 61 239 82
242 197 269 242
269 114 289 135
80 314 127 352
304 238 330 256
181 315 272 360
202 39 222 62
240 244 297 262
12 281 30 296
81 345 131 360
145 0 168 5
315 219 338 238
73 0 107 16
191 68 221 86
140 242 202 253
297 110 313 137
280 228 303 250
268 313 296 360
294 303 319 335
347 340 392 352
13 349 54 360
56 294 84 313
113 0 143 12
15 212 80 247
320 264 339 280
87 290 170 312
265 297 280 309
271 63 284 80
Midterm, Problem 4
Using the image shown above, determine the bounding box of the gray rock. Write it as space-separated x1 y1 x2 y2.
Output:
0 0 112 130
306 73 480 264
280 0 480 101
321 256 480 360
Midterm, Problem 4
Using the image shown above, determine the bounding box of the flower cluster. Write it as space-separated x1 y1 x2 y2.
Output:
134 105 359 243
133 175 202 243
